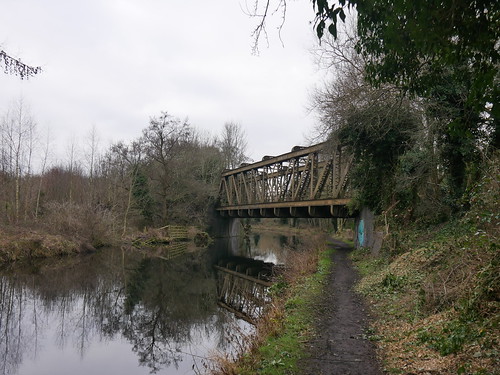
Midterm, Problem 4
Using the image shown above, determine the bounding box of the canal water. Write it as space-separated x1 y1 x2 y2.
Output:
0 231 301 375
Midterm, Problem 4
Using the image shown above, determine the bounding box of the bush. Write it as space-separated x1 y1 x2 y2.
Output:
41 202 118 247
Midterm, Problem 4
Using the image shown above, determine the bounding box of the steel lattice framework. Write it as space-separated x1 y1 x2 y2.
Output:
217 142 354 218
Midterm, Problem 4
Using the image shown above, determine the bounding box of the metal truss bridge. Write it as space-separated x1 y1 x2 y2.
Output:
217 142 354 219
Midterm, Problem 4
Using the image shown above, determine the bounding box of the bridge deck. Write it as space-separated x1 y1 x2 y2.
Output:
217 198 353 218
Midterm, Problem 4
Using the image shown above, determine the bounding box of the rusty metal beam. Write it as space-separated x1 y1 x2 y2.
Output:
221 143 326 177
217 142 352 218
216 198 351 211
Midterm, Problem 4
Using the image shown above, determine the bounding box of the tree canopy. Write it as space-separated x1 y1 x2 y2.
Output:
254 0 498 125
316 1 498 123
307 1 498 216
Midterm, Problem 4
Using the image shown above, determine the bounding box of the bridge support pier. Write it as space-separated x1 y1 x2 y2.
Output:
208 205 244 239
208 216 243 238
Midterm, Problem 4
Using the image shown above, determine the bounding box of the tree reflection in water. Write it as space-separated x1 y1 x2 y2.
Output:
0 244 236 375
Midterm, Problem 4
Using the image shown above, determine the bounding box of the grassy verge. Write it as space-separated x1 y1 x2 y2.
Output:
253 247 332 374
351 220 499 374
209 234 333 374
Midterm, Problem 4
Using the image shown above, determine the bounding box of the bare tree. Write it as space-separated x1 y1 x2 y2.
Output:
66 136 79 204
309 23 370 137
23 111 37 221
35 128 52 218
218 122 249 169
0 98 37 223
109 140 145 235
85 125 100 202
243 0 288 54
141 112 192 222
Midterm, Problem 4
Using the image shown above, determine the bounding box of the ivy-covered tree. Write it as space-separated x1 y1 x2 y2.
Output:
253 0 498 141
256 0 498 204
132 168 155 227
312 1 498 95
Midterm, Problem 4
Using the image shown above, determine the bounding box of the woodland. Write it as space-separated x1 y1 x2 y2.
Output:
0 105 247 255
1 1 499 372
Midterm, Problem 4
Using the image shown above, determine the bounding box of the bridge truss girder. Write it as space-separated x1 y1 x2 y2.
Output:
217 142 354 219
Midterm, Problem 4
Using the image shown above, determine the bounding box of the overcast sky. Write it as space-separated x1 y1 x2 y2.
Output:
1 0 324 164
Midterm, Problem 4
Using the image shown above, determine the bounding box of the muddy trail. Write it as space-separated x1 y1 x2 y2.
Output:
300 239 382 375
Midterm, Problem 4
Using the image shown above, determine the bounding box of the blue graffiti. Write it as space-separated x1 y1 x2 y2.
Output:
357 219 365 246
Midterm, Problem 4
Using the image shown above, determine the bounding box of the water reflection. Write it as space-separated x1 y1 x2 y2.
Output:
213 230 301 325
215 256 273 324
229 231 301 265
0 230 298 374
0 244 233 375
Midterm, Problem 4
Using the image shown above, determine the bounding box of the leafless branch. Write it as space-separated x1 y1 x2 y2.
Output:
243 0 288 55
0 50 42 79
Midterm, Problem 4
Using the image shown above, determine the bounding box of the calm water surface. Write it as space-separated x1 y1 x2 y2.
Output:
0 231 300 375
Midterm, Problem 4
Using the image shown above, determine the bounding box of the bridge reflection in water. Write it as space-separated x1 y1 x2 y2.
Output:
215 256 275 324
0 232 301 375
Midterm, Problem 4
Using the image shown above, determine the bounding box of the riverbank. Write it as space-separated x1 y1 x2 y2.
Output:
0 225 208 264
349 160 499 374
350 219 499 374
0 227 93 263
208 232 332 374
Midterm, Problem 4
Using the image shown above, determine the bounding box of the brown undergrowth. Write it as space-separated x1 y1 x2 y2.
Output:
205 231 329 375
351 157 499 374
0 227 85 263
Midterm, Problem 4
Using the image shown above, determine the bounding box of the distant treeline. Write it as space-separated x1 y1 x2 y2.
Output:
0 105 248 242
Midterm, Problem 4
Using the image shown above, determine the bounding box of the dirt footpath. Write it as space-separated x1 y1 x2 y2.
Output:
300 239 382 375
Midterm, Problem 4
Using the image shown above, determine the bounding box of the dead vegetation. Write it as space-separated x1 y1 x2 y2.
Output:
40 201 118 248
0 227 84 263
0 201 121 263
352 157 500 374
